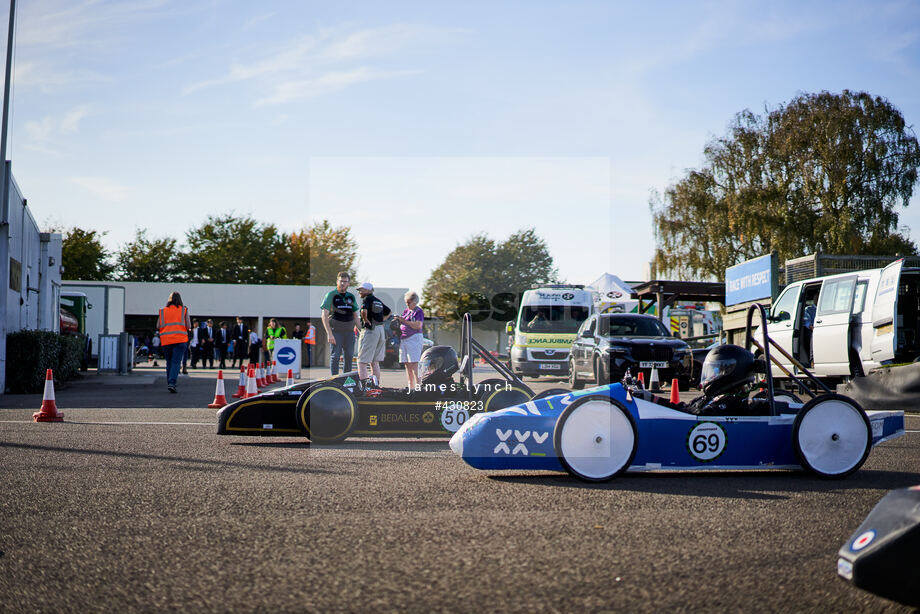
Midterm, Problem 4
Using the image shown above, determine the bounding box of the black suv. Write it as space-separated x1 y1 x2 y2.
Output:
568 313 691 389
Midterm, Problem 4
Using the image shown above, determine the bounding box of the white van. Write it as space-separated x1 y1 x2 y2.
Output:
758 260 919 381
507 285 593 377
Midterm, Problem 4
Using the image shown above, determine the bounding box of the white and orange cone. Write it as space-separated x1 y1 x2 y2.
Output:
270 361 279 383
244 364 259 398
256 363 266 389
285 368 294 387
33 369 63 422
232 365 247 399
208 370 229 408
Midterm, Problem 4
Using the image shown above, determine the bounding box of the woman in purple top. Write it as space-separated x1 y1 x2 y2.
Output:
393 291 424 388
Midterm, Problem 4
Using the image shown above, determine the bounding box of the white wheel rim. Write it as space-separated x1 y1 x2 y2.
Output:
560 400 634 479
797 399 868 475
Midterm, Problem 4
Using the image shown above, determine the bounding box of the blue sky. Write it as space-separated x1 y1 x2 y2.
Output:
4 0 920 295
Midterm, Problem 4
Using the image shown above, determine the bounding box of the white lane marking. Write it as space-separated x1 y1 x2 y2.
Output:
0 420 212 426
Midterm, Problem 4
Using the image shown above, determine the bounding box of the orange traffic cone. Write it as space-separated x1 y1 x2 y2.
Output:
285 368 294 387
244 365 259 398
270 361 279 383
33 369 64 422
637 371 646 388
208 370 229 408
232 365 247 398
256 363 266 388
670 378 681 404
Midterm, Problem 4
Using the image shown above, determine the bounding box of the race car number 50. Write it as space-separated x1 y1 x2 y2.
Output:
686 422 727 462
441 403 469 432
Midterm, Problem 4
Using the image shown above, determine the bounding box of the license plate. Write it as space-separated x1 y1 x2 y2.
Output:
639 361 668 368
539 363 562 370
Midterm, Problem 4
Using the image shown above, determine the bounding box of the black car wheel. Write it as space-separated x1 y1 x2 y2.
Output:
568 356 584 390
476 378 533 411
595 355 610 385
295 383 357 444
532 387 572 400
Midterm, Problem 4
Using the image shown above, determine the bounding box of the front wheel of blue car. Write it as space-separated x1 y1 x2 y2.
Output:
793 394 871 479
554 396 638 482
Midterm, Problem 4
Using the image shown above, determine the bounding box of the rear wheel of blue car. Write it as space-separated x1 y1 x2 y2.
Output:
554 396 638 482
793 394 871 479
295 383 357 444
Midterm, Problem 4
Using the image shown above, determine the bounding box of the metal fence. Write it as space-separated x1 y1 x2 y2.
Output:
783 253 920 285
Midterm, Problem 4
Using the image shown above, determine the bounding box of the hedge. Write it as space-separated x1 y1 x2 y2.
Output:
5 331 83 394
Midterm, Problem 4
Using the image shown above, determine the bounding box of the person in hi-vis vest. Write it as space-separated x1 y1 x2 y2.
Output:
304 319 316 367
156 291 191 393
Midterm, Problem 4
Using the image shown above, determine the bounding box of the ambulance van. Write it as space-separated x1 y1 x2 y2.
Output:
507 285 593 377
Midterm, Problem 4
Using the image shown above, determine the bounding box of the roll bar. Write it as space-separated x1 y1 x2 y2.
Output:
743 303 831 413
460 313 526 398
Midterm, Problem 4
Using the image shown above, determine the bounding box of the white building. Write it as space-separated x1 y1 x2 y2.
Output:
63 280 410 365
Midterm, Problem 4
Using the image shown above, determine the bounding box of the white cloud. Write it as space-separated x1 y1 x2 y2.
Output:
25 106 91 143
183 23 447 102
71 176 130 202
14 61 108 92
60 106 91 133
17 0 172 48
255 67 421 106
242 11 276 31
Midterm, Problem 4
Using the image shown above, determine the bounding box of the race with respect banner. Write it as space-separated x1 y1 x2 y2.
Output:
725 253 777 306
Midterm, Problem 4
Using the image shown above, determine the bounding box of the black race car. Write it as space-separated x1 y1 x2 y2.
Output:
217 314 565 443
567 313 692 389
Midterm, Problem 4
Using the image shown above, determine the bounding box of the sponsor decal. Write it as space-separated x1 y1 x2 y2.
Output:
381 413 420 423
687 422 727 462
851 530 876 552
369 415 377 426
262 424 273 429
493 428 549 455
422 412 434 424
871 420 883 437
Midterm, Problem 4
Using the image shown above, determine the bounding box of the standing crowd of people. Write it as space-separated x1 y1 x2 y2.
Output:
320 271 424 389
153 273 423 392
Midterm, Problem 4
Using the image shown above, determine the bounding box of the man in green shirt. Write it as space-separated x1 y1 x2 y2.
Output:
321 271 360 375
265 318 287 364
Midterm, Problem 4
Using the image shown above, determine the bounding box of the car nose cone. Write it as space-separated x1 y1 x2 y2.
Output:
449 429 463 456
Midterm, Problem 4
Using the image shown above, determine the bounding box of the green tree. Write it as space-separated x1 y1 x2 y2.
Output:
273 220 360 285
424 228 558 331
60 227 114 280
115 229 179 281
652 90 920 280
177 214 283 283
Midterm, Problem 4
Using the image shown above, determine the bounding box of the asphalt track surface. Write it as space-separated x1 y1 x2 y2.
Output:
2 366 919 612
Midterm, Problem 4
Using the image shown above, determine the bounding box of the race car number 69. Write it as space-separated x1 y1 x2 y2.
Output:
687 422 727 462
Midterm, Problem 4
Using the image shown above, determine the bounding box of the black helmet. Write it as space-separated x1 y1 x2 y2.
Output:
700 344 758 397
419 345 459 383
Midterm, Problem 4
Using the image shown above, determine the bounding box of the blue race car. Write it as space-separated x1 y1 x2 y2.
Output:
450 305 905 482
